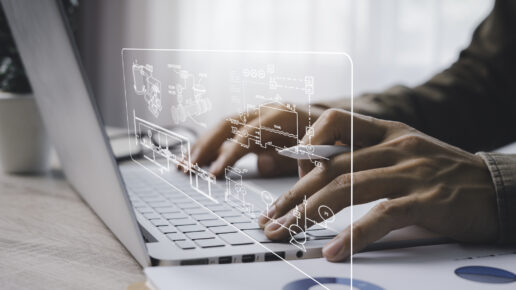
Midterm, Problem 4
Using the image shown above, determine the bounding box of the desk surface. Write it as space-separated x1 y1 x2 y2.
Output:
0 169 144 289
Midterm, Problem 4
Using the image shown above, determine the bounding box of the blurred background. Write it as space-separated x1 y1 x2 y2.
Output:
78 0 493 127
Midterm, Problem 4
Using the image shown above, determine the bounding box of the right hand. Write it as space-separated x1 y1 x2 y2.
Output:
189 105 317 177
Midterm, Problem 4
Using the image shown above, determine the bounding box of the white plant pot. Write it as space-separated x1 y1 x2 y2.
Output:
0 92 51 173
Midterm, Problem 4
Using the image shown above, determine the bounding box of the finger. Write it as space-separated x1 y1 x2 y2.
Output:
298 159 314 179
259 145 404 227
189 114 239 167
298 109 387 178
301 109 387 148
257 151 298 178
208 110 297 176
208 118 263 176
264 165 413 240
322 196 418 262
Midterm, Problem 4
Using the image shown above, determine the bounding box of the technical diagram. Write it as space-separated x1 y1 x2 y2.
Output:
132 110 216 201
168 64 212 127
132 61 163 118
225 166 254 215
261 190 274 216
318 205 336 228
226 64 319 165
288 196 336 252
122 49 354 288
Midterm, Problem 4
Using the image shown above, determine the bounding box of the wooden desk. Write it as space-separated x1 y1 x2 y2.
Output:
0 169 144 289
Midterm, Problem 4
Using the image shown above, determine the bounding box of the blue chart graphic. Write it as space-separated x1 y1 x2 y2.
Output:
283 277 383 290
455 266 516 284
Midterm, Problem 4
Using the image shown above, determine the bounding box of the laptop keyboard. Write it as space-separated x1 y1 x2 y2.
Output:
122 167 336 250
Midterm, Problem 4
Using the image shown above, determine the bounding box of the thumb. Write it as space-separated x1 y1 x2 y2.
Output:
257 151 298 178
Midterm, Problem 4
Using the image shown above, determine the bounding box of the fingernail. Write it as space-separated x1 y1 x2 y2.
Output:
190 150 198 162
322 238 344 259
265 214 287 232
258 205 275 226
209 158 223 175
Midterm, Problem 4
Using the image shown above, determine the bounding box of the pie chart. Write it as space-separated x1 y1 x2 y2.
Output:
283 277 383 290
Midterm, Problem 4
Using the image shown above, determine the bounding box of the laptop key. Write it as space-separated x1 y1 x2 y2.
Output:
169 218 197 226
148 201 175 208
177 224 206 233
175 240 196 250
209 225 237 234
155 206 180 214
242 229 273 243
191 213 218 221
216 210 241 217
150 219 169 227
205 204 231 211
158 225 177 234
195 238 225 248
143 212 161 220
166 232 186 241
200 219 228 227
184 208 209 215
137 207 153 214
225 216 251 224
218 233 254 245
141 196 167 202
185 231 215 240
177 202 200 209
234 222 260 230
162 212 189 220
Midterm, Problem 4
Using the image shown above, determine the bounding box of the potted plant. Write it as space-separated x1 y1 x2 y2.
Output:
0 1 78 173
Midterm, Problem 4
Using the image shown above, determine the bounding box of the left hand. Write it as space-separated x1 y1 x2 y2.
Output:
257 108 498 262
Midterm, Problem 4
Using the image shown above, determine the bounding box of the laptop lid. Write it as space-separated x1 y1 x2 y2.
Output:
1 0 149 266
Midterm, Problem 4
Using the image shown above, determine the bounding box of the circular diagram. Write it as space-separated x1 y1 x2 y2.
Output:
318 205 335 223
283 277 383 290
455 266 516 284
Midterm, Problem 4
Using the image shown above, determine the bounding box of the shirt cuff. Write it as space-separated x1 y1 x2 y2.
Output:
477 152 516 243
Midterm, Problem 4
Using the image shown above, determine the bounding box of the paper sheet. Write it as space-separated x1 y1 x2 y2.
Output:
145 244 516 290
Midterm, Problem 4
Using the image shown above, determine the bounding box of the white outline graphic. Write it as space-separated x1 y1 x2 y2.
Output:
226 64 328 168
133 110 217 202
122 49 353 290
132 61 163 118
224 166 255 217
168 64 212 127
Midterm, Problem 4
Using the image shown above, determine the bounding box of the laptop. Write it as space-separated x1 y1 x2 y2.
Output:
3 0 441 268
2 0 349 267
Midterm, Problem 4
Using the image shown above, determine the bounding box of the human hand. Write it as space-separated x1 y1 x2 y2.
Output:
189 105 317 177
258 108 498 261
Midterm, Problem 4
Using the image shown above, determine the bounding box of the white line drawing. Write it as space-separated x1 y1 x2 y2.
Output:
133 110 216 202
122 49 353 290
132 61 163 118
261 190 274 216
168 64 212 127
288 196 336 252
318 205 336 228
227 64 322 167
225 166 254 216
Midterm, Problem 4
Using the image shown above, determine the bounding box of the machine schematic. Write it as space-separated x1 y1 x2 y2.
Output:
224 166 254 216
168 64 212 127
226 64 319 165
132 61 163 118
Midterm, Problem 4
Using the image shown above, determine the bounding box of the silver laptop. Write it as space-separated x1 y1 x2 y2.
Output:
2 0 347 266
